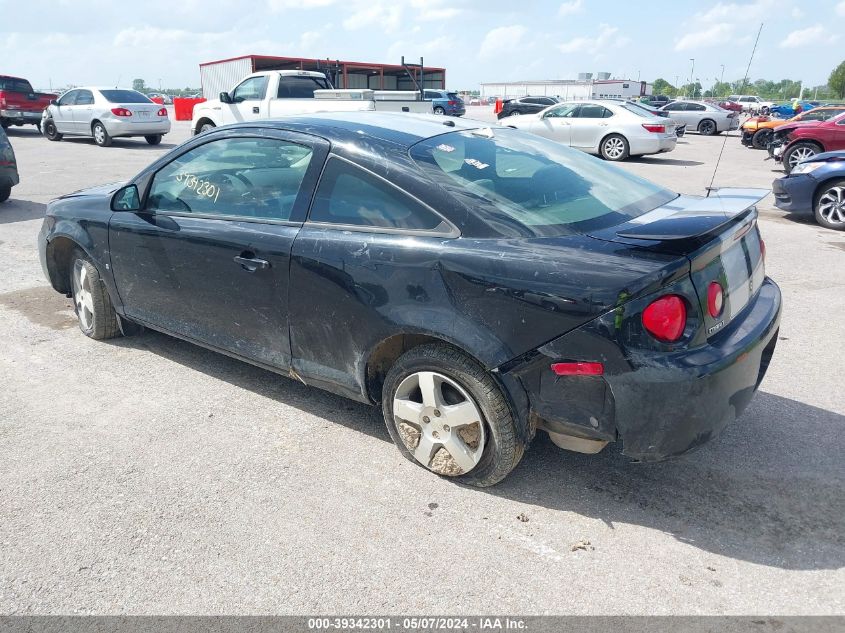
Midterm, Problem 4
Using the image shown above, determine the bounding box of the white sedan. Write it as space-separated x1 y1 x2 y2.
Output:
501 100 677 161
41 88 171 147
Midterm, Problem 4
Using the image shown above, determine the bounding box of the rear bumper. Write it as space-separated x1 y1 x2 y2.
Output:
0 166 19 188
629 135 677 156
772 174 815 214
511 278 781 462
104 118 171 137
1 109 43 124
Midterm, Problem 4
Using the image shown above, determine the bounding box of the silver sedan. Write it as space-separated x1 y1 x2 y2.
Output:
502 100 677 161
42 88 171 147
659 100 739 135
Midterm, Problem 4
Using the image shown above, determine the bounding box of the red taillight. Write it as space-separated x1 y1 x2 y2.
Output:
760 239 766 263
111 107 132 117
642 123 665 133
551 362 604 376
707 282 724 318
0 95 6 108
448 100 457 106
157 107 167 117
642 295 687 342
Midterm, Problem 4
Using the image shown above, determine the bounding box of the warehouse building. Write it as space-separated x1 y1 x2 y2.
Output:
480 74 652 101
199 55 446 99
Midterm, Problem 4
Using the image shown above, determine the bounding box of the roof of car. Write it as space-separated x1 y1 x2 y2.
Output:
223 112 485 147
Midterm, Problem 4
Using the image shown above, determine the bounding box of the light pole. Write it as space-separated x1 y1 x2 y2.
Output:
689 58 695 95
720 64 725 85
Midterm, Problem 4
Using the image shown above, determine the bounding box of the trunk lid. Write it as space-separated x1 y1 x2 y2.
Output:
587 188 768 338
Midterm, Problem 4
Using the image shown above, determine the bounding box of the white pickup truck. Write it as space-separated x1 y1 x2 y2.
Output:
192 70 432 134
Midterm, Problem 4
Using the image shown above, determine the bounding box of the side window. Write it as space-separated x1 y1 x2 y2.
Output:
545 104 578 118
145 137 313 221
57 90 78 106
666 102 686 111
232 76 268 103
578 104 609 118
75 90 94 106
310 158 444 231
689 103 706 111
538 97 556 105
277 77 328 98
522 97 539 105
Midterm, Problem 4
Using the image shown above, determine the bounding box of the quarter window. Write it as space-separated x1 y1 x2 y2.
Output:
310 158 444 231
232 76 268 102
145 137 313 221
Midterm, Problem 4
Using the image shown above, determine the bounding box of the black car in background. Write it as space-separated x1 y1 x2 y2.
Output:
0 126 19 203
497 95 560 119
38 113 781 486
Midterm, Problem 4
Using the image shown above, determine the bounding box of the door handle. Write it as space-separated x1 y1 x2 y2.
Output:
234 253 270 272
252 106 259 114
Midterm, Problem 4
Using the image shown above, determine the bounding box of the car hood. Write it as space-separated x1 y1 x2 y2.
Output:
586 188 769 251
776 120 825 134
803 150 845 163
57 182 124 200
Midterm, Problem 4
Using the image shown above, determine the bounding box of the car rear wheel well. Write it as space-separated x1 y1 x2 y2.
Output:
366 333 473 403
46 236 84 295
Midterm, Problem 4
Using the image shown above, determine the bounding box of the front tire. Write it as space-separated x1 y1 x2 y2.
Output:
814 179 845 231
145 134 163 145
698 118 717 136
382 344 525 487
70 253 121 340
751 128 772 150
784 142 819 174
600 134 629 161
43 119 63 141
92 121 112 147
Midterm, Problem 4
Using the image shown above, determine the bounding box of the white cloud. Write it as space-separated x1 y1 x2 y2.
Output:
674 22 735 51
558 24 629 55
343 2 402 31
780 24 839 48
558 0 583 17
410 0 462 21
267 0 337 10
837 0 845 16
696 0 773 22
790 7 804 18
478 25 528 60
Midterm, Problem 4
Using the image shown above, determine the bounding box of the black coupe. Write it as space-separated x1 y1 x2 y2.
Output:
39 113 781 486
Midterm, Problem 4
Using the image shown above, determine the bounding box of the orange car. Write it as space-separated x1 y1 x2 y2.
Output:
741 106 845 149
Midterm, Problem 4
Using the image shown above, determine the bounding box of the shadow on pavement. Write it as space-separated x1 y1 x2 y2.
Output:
628 156 704 167
0 200 46 224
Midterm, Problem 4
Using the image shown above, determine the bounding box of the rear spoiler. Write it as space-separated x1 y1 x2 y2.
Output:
615 188 769 241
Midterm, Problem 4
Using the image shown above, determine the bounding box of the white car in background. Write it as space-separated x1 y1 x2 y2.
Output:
42 88 171 147
503 100 677 161
659 100 739 135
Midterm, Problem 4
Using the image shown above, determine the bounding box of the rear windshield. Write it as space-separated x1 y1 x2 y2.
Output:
410 128 676 236
0 77 33 92
621 102 658 118
447 93 460 100
100 90 152 103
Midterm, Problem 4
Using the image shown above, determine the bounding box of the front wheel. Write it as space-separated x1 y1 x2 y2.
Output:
145 134 162 145
600 134 629 161
698 118 717 136
784 142 819 174
814 179 845 231
92 121 112 147
43 119 63 141
70 253 121 340
382 344 525 487
751 128 772 150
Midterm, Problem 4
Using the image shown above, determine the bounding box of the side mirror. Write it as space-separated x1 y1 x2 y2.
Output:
219 92 233 104
111 184 141 212
50 99 58 106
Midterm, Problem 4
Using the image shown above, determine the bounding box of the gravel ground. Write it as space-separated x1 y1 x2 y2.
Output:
0 109 843 615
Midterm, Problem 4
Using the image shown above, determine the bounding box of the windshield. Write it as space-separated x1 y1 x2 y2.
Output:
410 128 677 236
100 90 152 103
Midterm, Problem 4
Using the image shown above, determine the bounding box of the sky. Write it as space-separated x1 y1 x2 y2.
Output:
1 0 843 92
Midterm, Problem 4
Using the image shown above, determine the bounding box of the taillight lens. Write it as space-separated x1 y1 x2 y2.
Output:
707 282 724 318
448 100 457 106
642 124 666 133
550 362 604 376
111 107 132 117
642 295 687 342
157 107 167 117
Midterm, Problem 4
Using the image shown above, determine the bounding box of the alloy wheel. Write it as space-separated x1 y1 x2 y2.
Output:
700 120 716 135
789 146 817 169
817 186 845 226
93 125 106 145
603 137 625 160
392 371 486 476
72 260 95 331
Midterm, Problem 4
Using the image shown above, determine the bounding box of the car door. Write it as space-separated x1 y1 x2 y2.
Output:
222 75 269 125
569 103 612 149
51 90 78 133
663 101 692 127
108 130 329 369
288 155 457 398
71 89 95 134
529 103 578 144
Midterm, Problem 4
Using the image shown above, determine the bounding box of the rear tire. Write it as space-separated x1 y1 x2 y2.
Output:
813 179 845 231
43 119 63 141
69 252 121 340
698 118 717 136
600 134 629 161
0 184 11 203
433 106 445 115
92 121 112 147
382 344 525 487
145 134 162 145
751 128 772 150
